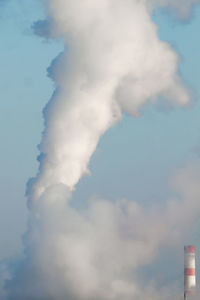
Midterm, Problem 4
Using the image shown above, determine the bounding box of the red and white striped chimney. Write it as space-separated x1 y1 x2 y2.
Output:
184 245 196 299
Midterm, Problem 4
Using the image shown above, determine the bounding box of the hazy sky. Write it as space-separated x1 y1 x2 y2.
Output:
1 2 200 298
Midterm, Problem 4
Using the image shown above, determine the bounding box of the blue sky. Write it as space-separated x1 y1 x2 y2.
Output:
0 0 200 263
0 0 63 259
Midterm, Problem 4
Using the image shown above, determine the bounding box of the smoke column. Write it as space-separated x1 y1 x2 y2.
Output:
2 0 200 299
30 0 192 205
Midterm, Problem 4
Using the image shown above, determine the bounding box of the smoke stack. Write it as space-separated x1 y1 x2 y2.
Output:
184 245 196 299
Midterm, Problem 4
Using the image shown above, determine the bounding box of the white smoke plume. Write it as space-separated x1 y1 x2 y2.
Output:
4 163 200 299
2 0 200 299
30 0 191 204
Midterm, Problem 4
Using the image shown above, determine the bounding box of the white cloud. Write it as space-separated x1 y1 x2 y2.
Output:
4 163 200 299
2 1 198 299
30 0 191 205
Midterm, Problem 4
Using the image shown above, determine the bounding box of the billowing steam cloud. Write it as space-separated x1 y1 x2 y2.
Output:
4 164 200 300
30 0 191 202
1 0 200 299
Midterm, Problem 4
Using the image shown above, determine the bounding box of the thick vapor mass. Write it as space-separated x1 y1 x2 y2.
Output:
31 0 190 203
5 165 200 300
2 0 199 299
